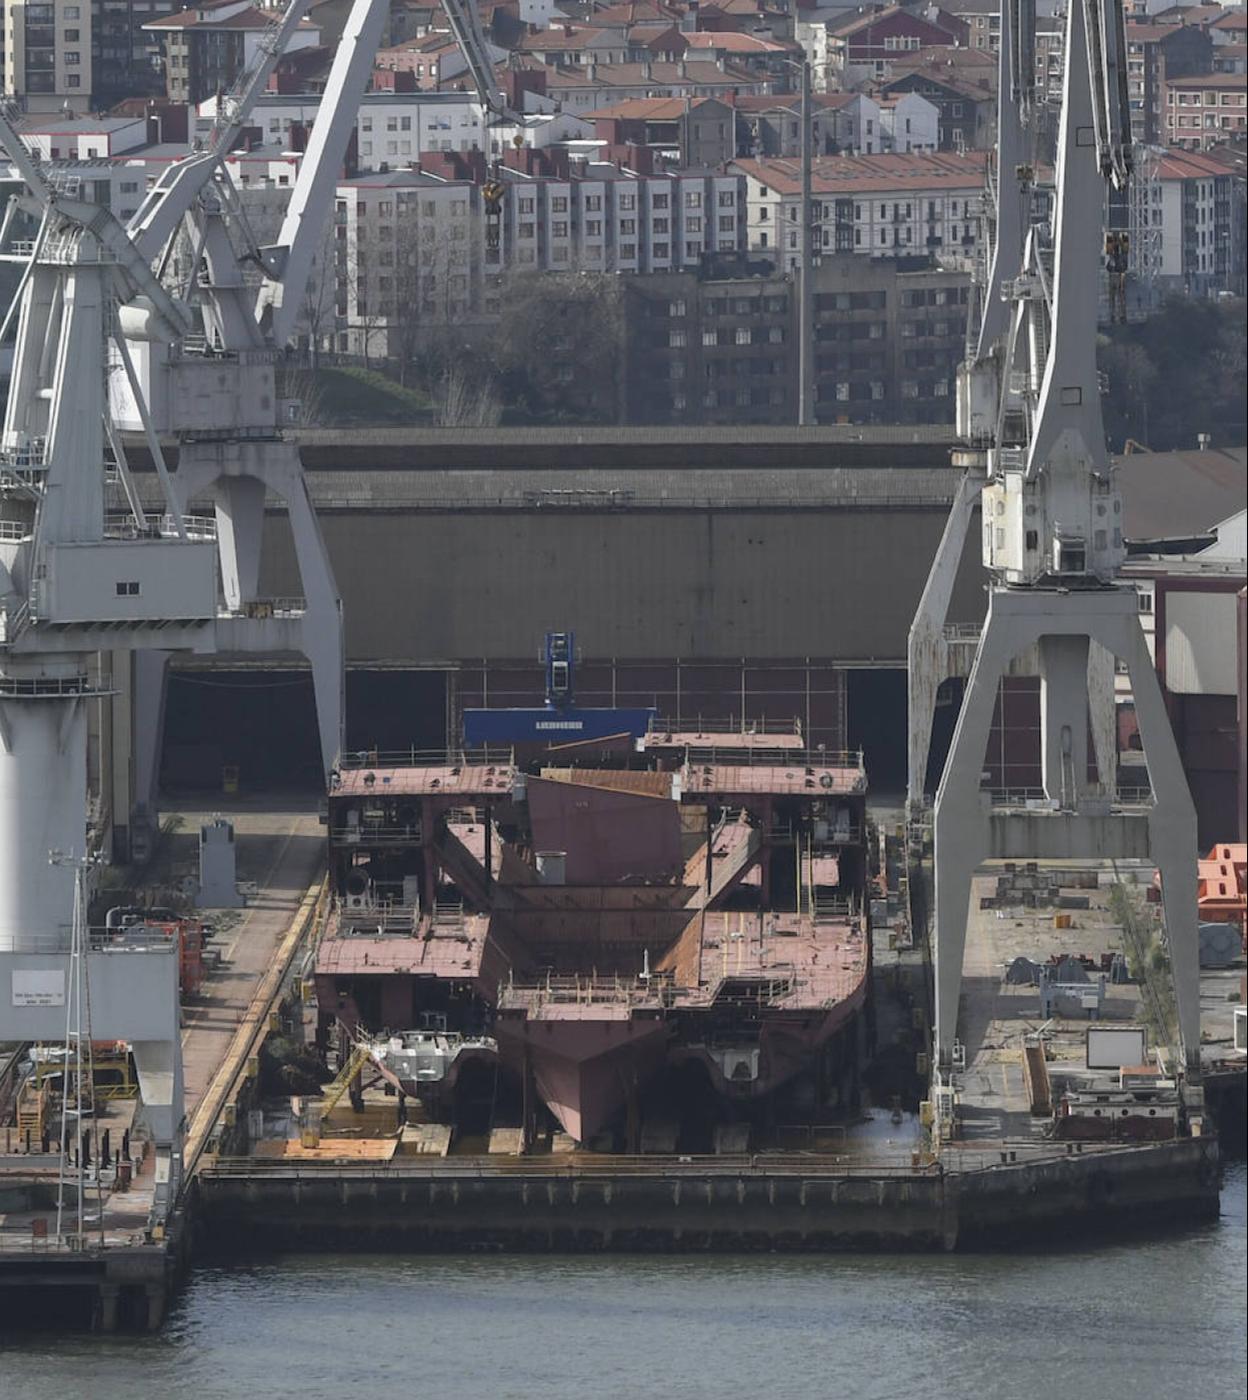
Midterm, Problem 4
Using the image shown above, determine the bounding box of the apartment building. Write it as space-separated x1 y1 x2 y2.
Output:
946 0 1001 53
878 47 997 151
826 4 964 85
1164 71 1248 148
1124 20 1212 144
4 0 92 111
731 151 986 270
1134 147 1247 295
489 162 744 277
331 157 749 354
623 252 971 426
333 170 486 358
144 0 320 104
585 95 737 168
876 92 940 152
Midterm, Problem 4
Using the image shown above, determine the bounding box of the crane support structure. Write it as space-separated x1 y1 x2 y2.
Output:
910 2 1203 1139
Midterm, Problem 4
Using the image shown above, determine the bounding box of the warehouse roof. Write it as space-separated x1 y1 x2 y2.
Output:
1115 445 1248 542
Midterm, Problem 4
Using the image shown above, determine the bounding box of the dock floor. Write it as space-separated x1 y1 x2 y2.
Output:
0 801 323 1255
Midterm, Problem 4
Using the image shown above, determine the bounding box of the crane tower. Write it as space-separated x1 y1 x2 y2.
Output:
906 2 1202 1135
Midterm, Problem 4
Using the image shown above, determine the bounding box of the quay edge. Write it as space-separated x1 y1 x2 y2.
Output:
189 1137 1221 1255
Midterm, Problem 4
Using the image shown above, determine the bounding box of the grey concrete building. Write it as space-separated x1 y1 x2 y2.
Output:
623 253 970 426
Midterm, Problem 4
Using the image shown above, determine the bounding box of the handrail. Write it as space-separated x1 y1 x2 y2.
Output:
183 877 328 1184
336 746 514 771
196 1139 1141 1182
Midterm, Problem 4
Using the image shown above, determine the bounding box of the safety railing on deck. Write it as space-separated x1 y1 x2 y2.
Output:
104 513 218 542
498 971 679 1012
336 746 514 771
683 746 867 775
650 716 804 738
221 597 307 620
985 786 1154 812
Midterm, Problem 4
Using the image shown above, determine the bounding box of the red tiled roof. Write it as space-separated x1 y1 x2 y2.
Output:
1157 148 1243 178
731 92 862 113
586 96 725 120
145 3 316 30
517 25 607 51
683 31 794 54
545 58 760 88
1163 70 1248 88
732 150 988 195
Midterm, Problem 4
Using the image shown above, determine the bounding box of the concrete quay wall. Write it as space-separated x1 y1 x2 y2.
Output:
193 1139 1220 1254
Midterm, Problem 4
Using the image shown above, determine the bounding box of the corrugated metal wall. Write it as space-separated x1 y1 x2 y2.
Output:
259 507 985 663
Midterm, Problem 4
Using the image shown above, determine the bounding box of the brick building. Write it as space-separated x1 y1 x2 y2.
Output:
1164 71 1248 149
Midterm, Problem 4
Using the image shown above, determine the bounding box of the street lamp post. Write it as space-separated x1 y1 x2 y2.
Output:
797 58 815 426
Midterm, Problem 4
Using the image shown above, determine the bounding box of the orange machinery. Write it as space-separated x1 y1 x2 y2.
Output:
1198 843 1247 947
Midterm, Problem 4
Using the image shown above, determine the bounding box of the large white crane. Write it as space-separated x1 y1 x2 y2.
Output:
913 0 1202 1139
908 0 1041 809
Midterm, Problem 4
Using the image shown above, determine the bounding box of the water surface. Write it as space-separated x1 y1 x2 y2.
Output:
3 1164 1244 1400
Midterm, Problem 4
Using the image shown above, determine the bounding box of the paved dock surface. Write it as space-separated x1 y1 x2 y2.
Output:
954 867 1148 1142
174 803 324 1126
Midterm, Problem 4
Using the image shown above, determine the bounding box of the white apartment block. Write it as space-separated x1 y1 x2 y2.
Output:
331 165 748 355
732 154 986 270
201 90 562 167
494 168 745 278
4 0 92 112
1132 149 1246 295
333 172 487 357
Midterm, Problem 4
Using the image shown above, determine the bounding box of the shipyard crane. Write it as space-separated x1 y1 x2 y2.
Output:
908 1 1042 809
914 0 1202 1137
0 0 516 1221
109 0 517 809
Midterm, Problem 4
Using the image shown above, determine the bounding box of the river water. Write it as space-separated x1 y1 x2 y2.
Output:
3 1163 1244 1400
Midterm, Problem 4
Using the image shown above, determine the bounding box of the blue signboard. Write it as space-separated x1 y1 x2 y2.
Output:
463 705 656 747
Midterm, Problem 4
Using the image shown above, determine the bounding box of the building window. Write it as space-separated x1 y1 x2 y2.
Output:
115 581 140 597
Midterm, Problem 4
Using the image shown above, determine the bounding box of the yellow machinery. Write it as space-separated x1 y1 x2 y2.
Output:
299 1041 372 1148
32 1042 137 1101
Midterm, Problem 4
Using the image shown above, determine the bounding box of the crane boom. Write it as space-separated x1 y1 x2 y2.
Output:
441 0 509 114
126 0 314 262
254 0 392 346
255 0 516 348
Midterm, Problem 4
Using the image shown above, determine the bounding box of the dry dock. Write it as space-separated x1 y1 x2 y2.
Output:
3 835 1237 1327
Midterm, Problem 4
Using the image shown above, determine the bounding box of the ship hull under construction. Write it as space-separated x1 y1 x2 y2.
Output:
314 725 872 1149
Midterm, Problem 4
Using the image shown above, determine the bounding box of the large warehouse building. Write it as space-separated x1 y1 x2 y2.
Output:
95 430 1245 857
